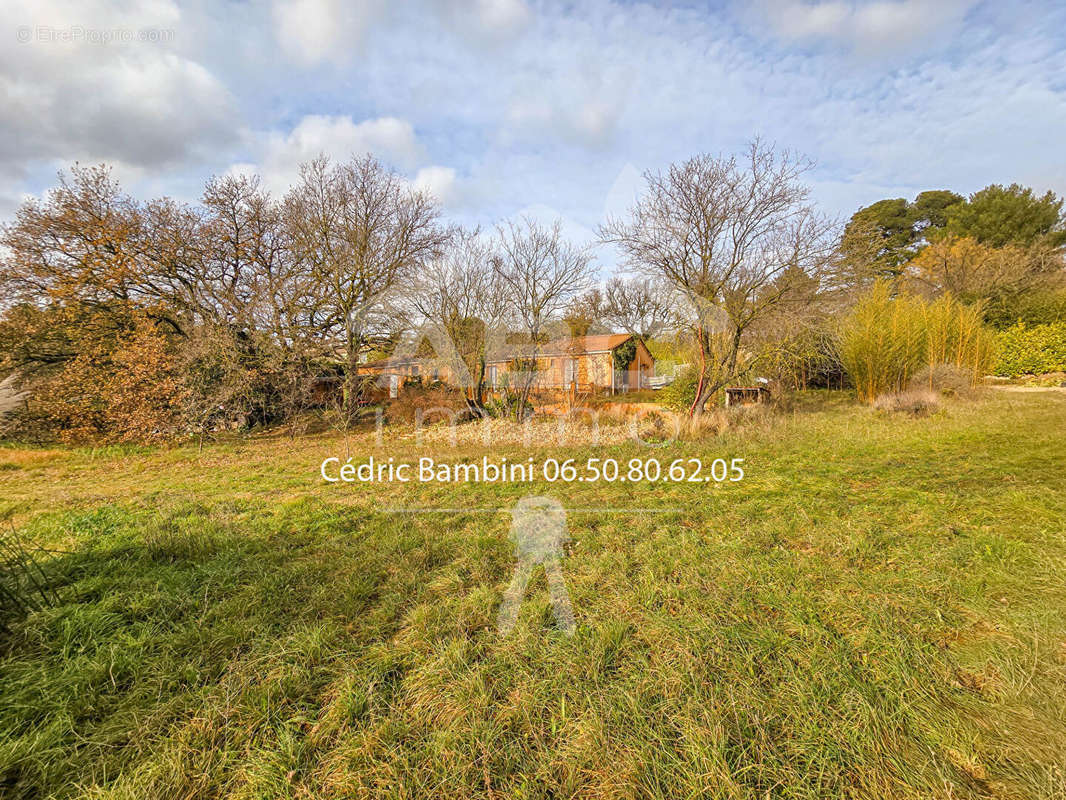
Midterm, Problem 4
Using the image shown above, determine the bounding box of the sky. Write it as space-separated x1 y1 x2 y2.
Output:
2 0 1066 261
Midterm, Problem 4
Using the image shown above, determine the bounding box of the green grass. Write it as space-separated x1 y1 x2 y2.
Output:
1 391 1065 798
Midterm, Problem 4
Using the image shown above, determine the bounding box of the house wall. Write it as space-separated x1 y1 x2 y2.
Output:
357 362 461 383
357 338 656 393
486 352 613 389
621 340 655 390
583 353 612 387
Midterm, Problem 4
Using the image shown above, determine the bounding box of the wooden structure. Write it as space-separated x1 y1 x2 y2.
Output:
723 386 770 407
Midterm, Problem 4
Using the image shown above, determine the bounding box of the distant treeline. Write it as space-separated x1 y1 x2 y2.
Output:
1 144 1064 442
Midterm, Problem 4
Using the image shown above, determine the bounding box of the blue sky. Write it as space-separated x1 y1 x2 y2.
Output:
3 0 1066 255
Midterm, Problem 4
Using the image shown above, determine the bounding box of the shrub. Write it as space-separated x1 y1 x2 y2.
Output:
612 338 638 375
993 321 1066 376
2 312 319 444
106 315 190 440
656 367 698 412
837 282 994 402
758 326 843 390
0 314 186 444
837 284 925 402
873 388 941 417
678 408 730 438
921 293 995 384
908 363 978 397
984 289 1066 329
385 384 473 426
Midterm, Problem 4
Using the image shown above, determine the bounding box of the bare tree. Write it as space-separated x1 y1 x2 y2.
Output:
407 228 508 413
600 140 834 415
493 217 596 419
198 174 333 431
562 288 610 337
603 276 675 339
283 155 448 416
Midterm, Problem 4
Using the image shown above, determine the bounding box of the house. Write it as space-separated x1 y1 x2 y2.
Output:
357 333 655 396
485 333 655 393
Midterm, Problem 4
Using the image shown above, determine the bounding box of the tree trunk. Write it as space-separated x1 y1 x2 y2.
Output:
474 358 486 411
689 326 742 417
690 376 720 416
688 326 709 417
344 325 360 420
514 358 536 421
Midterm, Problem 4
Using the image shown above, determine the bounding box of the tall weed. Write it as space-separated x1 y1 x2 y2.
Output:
838 282 994 401
0 525 61 633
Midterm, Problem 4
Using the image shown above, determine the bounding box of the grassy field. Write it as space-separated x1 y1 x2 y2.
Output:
1 391 1065 799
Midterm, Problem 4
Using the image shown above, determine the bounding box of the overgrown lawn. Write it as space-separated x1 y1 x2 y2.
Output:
1 391 1065 798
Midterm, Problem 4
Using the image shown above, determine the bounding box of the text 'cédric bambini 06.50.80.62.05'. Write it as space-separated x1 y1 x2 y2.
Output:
320 456 745 484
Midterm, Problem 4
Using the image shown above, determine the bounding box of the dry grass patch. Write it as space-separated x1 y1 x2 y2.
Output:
873 388 942 416
0 448 65 471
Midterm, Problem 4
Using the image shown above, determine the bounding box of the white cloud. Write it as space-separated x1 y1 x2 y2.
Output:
272 0 387 66
229 115 461 200
3 0 181 30
601 162 643 221
242 114 422 193
272 115 420 166
466 0 533 37
270 0 530 66
439 0 531 40
474 0 531 34
0 0 236 212
3 0 1065 236
503 58 631 149
413 165 458 204
749 0 978 53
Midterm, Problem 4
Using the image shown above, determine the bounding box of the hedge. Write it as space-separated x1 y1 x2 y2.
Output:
993 321 1066 376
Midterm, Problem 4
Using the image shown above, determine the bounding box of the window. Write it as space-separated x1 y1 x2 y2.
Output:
411 365 420 377
488 364 498 389
564 359 578 384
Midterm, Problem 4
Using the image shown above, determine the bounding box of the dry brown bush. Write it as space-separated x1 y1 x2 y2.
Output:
873 388 941 417
678 409 730 438
385 384 475 427
908 363 979 398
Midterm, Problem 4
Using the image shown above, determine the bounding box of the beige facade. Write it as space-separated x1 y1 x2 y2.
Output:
358 334 655 395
